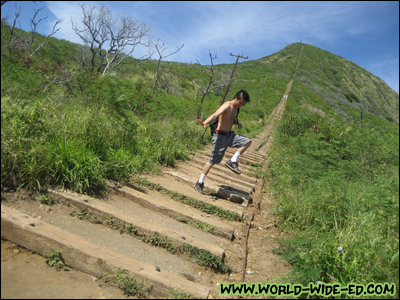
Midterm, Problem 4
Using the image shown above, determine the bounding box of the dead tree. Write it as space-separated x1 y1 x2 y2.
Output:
3 2 61 57
192 51 226 119
151 41 184 99
5 3 20 48
72 4 151 75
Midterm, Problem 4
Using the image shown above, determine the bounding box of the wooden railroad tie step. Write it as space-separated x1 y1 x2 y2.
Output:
1 205 210 299
113 184 236 240
48 189 225 260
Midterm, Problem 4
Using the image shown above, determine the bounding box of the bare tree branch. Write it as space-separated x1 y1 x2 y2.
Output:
29 18 62 57
28 6 47 51
7 4 20 47
42 72 74 85
194 50 221 119
102 15 151 74
72 4 151 75
151 41 184 98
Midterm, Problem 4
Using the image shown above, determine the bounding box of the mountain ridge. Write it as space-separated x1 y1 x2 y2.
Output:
252 43 399 124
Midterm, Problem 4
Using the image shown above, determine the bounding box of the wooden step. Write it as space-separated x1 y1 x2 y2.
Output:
140 174 246 219
1 205 210 299
113 184 235 240
161 169 253 207
172 162 255 195
48 189 225 260
163 166 254 197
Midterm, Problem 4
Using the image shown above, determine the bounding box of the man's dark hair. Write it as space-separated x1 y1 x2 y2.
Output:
235 90 250 102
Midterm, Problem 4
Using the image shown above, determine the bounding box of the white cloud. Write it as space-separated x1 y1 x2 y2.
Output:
46 1 85 44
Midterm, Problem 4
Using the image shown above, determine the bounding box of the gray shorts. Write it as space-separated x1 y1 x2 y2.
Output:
209 131 251 164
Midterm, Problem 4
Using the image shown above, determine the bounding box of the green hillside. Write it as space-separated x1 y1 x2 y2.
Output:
1 25 398 298
251 43 399 124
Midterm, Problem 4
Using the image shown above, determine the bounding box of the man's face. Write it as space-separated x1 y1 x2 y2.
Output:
237 98 247 107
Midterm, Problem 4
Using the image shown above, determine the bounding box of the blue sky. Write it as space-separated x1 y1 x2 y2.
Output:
2 1 399 93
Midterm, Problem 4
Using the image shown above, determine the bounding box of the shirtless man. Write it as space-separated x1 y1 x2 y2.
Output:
195 90 252 194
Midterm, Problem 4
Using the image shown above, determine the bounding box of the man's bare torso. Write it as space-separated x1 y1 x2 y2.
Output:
217 100 238 132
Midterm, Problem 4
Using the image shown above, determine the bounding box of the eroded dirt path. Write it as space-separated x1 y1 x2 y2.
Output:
1 82 292 299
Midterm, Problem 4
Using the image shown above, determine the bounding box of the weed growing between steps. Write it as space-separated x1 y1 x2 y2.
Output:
36 194 55 206
131 177 245 222
45 249 67 271
106 268 197 299
104 268 145 297
70 208 232 273
179 243 231 274
169 212 216 234
169 288 194 299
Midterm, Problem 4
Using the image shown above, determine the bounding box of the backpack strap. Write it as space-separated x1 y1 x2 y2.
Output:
209 118 218 136
234 107 240 124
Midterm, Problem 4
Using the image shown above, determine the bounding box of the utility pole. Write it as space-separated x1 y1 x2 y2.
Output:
260 72 268 97
220 53 248 105
273 71 278 89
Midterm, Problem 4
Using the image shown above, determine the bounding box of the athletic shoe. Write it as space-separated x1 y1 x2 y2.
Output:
195 181 204 194
225 160 241 174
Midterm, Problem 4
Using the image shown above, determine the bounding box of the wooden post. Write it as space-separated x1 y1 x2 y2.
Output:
260 72 268 97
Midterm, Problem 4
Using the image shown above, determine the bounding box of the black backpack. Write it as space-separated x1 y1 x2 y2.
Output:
209 108 240 136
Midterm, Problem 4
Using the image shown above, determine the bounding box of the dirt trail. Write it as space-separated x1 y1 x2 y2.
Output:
2 86 291 299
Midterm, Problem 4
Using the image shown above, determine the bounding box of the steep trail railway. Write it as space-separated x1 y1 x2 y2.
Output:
2 45 303 297
1 92 287 299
